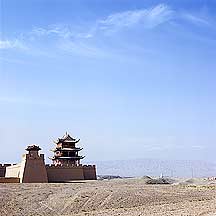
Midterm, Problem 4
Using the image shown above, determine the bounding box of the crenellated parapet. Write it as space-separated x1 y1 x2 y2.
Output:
0 164 14 167
83 165 96 168
45 164 83 168
45 164 95 168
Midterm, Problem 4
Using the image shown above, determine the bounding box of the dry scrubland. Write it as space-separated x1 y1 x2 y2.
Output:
0 178 216 216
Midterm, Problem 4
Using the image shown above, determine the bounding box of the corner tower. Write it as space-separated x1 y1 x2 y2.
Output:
50 132 84 166
6 145 49 183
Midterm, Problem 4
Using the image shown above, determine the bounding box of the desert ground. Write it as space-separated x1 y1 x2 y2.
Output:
0 178 216 216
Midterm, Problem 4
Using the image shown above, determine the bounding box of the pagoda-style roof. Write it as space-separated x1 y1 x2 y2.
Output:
54 132 80 144
51 147 83 152
50 156 85 160
26 145 41 151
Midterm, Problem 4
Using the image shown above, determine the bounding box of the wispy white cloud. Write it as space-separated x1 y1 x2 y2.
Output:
18 4 173 57
30 25 93 40
181 13 210 26
31 26 73 38
58 40 107 58
1 3 214 58
27 4 173 42
26 4 212 43
99 4 174 32
0 39 28 50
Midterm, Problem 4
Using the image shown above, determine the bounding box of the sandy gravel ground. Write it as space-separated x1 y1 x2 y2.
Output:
0 179 216 216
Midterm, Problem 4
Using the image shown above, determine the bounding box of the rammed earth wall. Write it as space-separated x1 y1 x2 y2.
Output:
0 177 20 183
46 165 96 182
83 165 97 180
5 164 21 178
0 164 13 177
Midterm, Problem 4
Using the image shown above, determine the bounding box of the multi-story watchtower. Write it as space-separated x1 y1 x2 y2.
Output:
50 132 84 166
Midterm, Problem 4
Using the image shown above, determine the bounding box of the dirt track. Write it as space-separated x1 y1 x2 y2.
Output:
0 179 216 216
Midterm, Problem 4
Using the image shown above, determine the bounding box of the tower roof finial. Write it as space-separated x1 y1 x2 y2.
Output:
26 145 41 152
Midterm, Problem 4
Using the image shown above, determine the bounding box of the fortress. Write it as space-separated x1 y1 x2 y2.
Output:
0 132 96 183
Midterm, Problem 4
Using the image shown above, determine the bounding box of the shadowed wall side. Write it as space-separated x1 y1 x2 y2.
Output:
20 153 48 183
83 165 97 180
0 164 11 177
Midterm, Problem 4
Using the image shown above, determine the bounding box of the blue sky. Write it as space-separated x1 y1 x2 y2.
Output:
1 0 216 163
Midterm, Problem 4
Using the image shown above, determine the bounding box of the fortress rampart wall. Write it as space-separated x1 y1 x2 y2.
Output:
46 164 85 182
0 164 14 177
83 165 97 180
45 164 96 181
2 163 96 183
0 177 20 183
5 164 21 178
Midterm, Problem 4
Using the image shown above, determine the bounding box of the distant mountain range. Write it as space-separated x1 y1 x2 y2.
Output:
87 159 216 178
